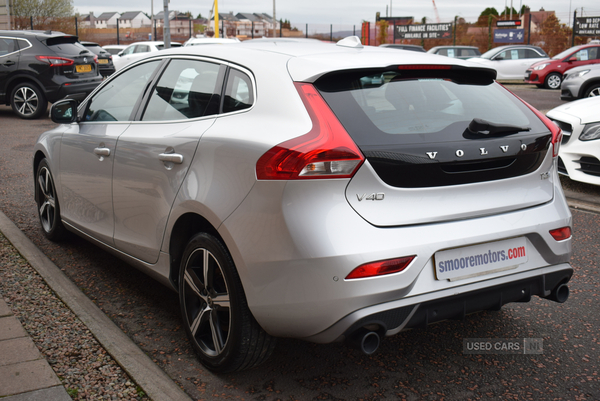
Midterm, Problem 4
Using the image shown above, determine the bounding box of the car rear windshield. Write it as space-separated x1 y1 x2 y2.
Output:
45 37 91 55
315 69 547 146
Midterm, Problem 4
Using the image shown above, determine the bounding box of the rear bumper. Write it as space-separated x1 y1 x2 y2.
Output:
303 265 572 343
45 77 102 103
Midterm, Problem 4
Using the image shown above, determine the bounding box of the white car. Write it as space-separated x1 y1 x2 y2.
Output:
547 96 600 185
113 41 181 70
183 37 240 46
467 45 549 80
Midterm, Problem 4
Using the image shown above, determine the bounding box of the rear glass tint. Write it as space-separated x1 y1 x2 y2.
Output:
46 37 91 56
316 70 547 146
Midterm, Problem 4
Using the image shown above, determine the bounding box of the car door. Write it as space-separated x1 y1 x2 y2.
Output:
493 49 531 79
0 37 20 98
58 59 162 244
111 58 224 263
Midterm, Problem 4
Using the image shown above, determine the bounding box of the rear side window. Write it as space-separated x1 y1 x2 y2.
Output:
0 37 18 56
316 69 547 146
222 68 254 113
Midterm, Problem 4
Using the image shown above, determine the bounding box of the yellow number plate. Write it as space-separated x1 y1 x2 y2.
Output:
76 64 92 73
98 59 109 64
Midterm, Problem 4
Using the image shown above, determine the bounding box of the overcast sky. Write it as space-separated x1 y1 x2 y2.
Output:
75 0 600 27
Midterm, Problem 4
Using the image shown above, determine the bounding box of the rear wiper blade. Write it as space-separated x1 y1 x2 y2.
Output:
467 118 531 136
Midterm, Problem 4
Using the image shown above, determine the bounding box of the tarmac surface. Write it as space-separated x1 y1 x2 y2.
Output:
1 190 598 400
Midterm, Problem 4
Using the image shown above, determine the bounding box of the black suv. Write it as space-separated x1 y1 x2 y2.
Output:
0 30 103 119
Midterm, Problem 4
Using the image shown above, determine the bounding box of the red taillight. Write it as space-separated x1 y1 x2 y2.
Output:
525 102 562 157
550 227 572 241
256 82 364 180
94 55 98 63
346 256 416 280
35 55 74 67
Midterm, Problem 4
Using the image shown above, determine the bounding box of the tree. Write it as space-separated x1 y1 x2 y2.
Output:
479 7 499 18
11 0 74 19
11 0 75 30
196 12 203 19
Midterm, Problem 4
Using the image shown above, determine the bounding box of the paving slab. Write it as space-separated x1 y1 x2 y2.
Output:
0 337 41 367
0 298 11 316
0 386 72 401
0 359 62 397
0 316 27 341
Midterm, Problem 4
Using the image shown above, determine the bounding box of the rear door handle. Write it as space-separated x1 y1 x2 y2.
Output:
3 60 16 66
158 153 184 164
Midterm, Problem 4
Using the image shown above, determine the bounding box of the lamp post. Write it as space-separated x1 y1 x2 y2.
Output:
273 0 276 37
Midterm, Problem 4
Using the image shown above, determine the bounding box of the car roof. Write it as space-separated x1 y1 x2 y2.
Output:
0 29 75 40
147 38 496 82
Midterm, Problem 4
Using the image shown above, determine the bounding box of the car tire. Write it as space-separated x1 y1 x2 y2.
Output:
544 73 562 90
178 233 276 373
35 159 68 241
584 84 600 97
10 82 48 119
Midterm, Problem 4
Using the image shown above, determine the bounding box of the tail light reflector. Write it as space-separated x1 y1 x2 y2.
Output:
505 86 563 158
346 256 416 280
256 82 364 180
550 227 571 241
35 55 74 67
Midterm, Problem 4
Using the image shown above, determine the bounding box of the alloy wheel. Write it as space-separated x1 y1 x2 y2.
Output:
37 166 57 233
182 248 231 357
14 86 40 117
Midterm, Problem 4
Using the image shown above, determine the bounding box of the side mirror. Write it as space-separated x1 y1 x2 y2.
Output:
117 51 123 56
567 56 577 62
50 99 79 124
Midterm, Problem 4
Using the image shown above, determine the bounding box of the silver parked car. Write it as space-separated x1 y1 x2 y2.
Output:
467 44 549 80
34 37 573 372
547 96 600 185
560 64 600 100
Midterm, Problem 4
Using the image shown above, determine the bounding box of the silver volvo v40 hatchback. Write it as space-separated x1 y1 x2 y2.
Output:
33 37 572 372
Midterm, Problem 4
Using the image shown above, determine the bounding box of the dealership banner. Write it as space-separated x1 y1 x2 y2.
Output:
493 29 525 43
394 23 452 39
574 17 600 36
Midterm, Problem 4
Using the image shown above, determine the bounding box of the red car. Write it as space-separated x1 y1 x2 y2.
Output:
525 44 600 89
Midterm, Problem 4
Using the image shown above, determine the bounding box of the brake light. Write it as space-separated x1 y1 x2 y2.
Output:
94 55 98 63
397 64 452 70
35 55 74 67
346 256 416 279
550 227 571 241
256 82 364 180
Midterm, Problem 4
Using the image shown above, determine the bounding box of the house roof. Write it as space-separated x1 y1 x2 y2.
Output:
236 13 261 22
120 11 147 21
96 12 119 21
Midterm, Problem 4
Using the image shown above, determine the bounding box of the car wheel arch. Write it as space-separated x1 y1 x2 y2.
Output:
168 212 222 291
582 80 600 97
33 150 50 204
6 75 47 102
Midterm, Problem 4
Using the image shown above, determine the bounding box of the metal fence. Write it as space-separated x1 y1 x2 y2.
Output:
5 15 596 56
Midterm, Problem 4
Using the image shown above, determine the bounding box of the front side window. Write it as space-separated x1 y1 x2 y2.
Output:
122 45 135 56
142 59 221 121
135 45 150 53
85 60 160 121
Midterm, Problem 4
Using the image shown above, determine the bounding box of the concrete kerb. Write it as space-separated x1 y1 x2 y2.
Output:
0 210 192 401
